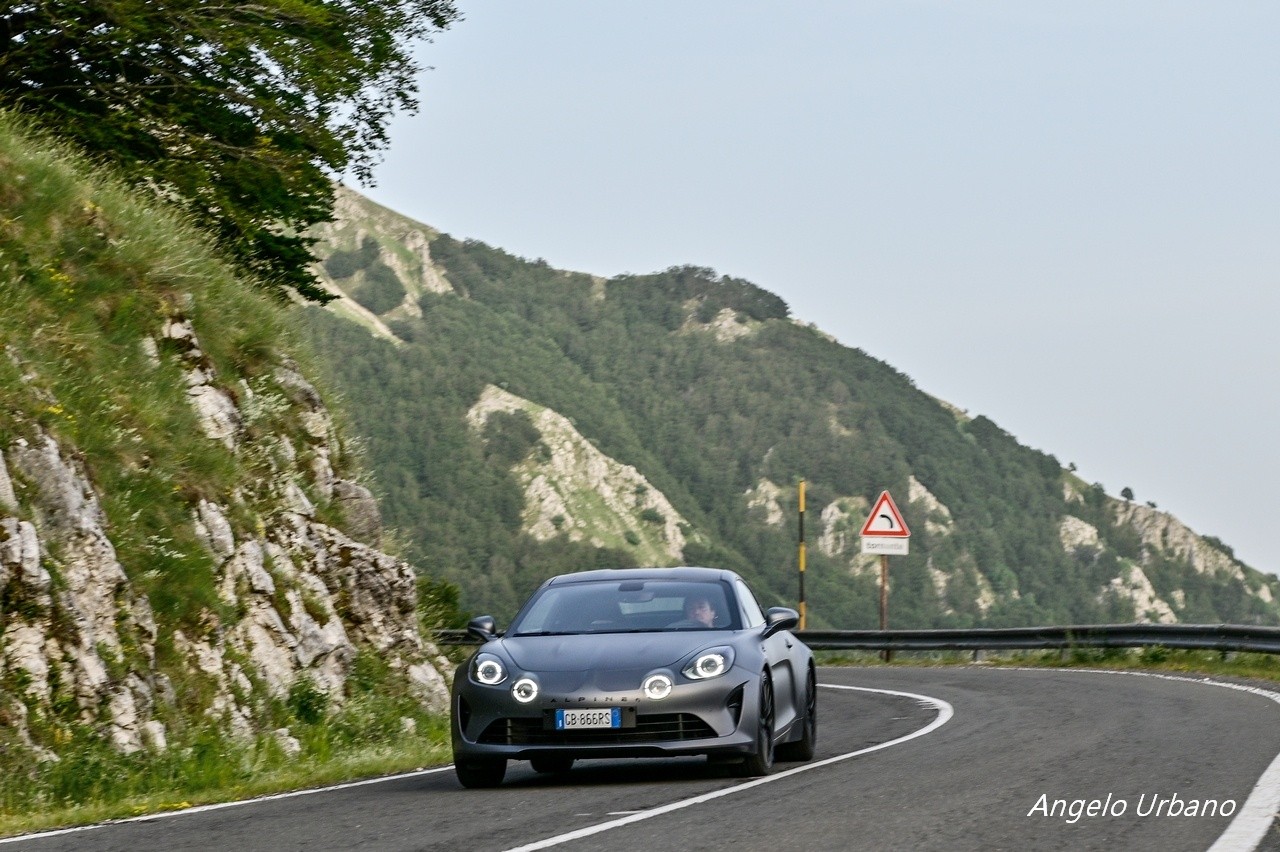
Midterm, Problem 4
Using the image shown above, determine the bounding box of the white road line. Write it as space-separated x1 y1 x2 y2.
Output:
502 683 954 852
0 766 454 846
1006 667 1280 852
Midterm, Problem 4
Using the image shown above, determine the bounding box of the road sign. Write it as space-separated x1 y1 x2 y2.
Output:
860 490 910 536
860 490 909 555
862 537 909 555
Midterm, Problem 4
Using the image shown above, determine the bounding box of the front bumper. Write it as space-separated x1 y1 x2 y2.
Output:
452 671 759 761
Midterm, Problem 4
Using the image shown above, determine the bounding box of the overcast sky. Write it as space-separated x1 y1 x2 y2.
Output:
360 1 1280 576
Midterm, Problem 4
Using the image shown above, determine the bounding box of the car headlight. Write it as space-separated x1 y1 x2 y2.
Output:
512 677 539 703
683 647 735 680
471 653 507 685
643 673 673 700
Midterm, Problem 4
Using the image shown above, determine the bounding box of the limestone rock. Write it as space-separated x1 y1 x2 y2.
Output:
332 480 381 545
0 312 453 762
467 384 688 564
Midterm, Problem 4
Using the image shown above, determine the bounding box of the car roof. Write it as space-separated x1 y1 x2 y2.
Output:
541 566 740 587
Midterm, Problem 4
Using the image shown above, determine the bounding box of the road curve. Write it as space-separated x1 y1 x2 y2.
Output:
7 666 1280 852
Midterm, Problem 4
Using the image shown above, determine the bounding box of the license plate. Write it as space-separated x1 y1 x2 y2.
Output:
555 708 621 730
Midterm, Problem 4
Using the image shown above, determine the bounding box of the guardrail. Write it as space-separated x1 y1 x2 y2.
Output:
799 624 1280 654
434 623 1280 654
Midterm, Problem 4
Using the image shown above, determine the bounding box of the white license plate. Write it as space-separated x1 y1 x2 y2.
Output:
555 708 621 730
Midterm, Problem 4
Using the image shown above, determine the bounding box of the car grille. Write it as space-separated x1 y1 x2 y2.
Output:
478 713 716 746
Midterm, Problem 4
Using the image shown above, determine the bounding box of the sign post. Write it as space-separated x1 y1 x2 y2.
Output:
860 490 910 661
797 479 807 630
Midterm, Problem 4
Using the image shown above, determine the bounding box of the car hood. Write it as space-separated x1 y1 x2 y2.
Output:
500 631 722 672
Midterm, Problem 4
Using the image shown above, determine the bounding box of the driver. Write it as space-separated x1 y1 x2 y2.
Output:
683 594 716 628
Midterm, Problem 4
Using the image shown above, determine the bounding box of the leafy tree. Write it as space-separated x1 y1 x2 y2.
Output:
324 236 382 280
0 0 458 300
482 410 542 467
351 261 406 314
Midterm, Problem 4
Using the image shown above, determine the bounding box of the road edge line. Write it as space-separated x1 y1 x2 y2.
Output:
1006 667 1280 852
501 683 954 852
0 766 454 846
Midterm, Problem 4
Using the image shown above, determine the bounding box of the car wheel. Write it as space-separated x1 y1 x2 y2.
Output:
530 755 574 774
735 674 775 777
777 665 817 762
455 757 507 788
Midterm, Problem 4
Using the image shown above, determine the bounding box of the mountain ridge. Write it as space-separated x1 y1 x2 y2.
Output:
303 186 1280 628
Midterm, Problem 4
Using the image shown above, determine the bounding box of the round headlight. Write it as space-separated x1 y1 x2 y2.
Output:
473 655 506 685
692 653 726 678
683 647 734 680
643 673 673 700
512 677 539 703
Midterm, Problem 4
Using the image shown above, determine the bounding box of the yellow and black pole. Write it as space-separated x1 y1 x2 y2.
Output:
797 478 807 630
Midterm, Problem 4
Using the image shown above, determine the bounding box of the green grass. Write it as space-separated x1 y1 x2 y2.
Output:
0 723 451 838
0 643 455 838
0 108 303 628
0 108 461 838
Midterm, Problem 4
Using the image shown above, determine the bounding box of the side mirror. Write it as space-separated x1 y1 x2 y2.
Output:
467 615 498 642
763 607 799 638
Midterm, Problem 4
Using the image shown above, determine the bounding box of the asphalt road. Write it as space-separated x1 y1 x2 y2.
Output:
8 666 1280 852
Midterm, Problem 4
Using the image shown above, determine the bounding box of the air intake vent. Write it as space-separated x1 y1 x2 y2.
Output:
479 713 716 746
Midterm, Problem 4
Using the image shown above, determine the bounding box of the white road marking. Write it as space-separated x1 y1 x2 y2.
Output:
0 766 454 846
1007 667 1280 852
19 667 1270 850
501 683 954 852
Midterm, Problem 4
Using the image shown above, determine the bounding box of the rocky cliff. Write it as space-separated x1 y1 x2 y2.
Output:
0 115 449 769
0 319 450 762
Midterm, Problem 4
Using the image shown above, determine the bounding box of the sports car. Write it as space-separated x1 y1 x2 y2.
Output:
450 566 817 788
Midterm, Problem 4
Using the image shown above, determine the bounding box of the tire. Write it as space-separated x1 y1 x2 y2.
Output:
735 675 775 777
777 665 817 762
455 757 507 788
530 755 574 774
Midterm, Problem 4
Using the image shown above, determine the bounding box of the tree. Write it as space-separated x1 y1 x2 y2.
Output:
0 0 458 301
1121 486 1134 502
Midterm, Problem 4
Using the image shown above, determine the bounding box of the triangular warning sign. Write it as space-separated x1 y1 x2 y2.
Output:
860 490 910 537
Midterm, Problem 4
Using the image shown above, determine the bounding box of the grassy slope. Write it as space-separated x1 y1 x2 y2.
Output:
0 111 456 836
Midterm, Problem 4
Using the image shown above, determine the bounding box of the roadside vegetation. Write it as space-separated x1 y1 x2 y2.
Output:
0 685 451 838
1 565 461 841
0 110 462 839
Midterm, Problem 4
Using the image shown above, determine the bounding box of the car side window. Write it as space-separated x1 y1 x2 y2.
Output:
735 580 766 628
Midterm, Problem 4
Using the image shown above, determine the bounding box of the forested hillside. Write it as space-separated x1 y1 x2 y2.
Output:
303 189 1280 628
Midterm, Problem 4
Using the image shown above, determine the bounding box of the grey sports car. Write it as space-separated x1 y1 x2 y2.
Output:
450 566 817 788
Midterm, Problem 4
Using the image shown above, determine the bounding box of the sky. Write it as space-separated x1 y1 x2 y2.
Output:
360 1 1280 575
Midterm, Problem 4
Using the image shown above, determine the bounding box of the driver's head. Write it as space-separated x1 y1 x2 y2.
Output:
685 595 715 627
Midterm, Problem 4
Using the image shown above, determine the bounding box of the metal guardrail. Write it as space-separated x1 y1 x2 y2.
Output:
434 624 1280 654
435 629 477 646
796 624 1280 655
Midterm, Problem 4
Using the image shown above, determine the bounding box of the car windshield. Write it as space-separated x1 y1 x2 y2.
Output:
509 579 738 635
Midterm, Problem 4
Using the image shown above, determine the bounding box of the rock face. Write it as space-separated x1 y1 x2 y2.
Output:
307 185 454 343
1055 493 1274 623
1111 500 1257 586
467 384 690 565
0 317 449 759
